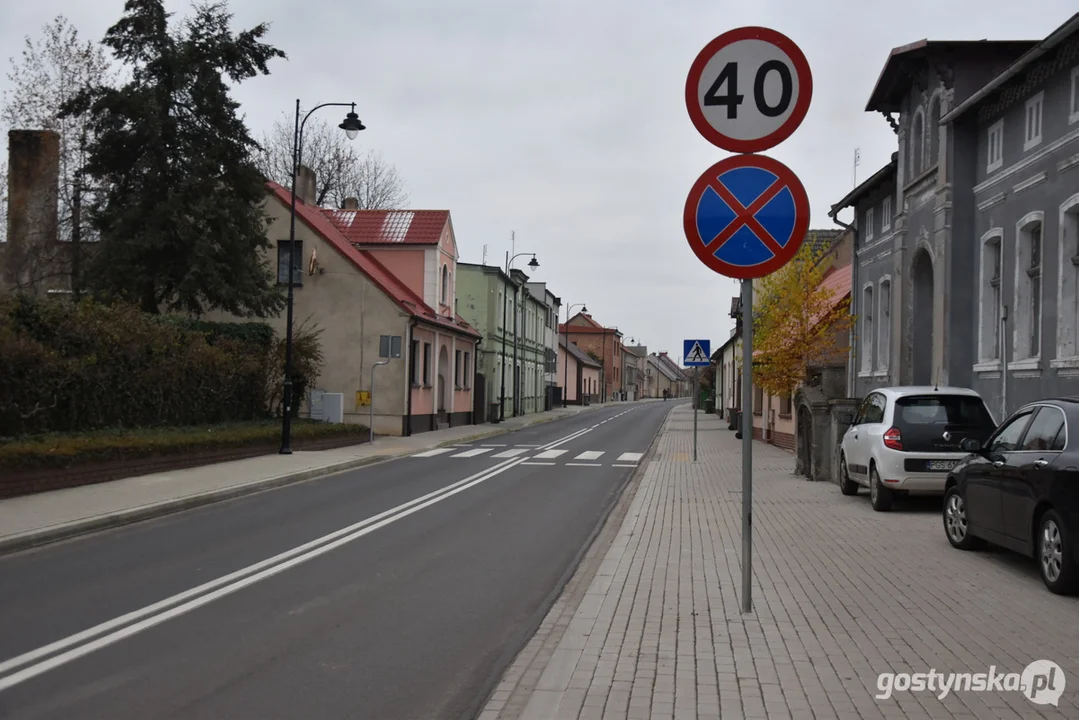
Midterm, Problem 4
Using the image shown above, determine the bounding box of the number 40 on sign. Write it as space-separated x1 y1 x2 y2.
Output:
685 26 812 154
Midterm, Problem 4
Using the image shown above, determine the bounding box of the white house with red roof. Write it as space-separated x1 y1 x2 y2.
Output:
207 165 481 436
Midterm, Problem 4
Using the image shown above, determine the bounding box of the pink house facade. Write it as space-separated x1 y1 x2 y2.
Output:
558 335 602 404
204 165 480 436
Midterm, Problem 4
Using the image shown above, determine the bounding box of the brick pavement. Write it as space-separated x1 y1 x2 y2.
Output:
479 405 1079 720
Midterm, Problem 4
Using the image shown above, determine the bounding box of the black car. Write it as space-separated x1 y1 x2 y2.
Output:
943 398 1079 594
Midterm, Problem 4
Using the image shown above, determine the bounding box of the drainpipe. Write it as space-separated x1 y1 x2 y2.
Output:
830 210 858 397
406 318 417 436
1001 304 1008 421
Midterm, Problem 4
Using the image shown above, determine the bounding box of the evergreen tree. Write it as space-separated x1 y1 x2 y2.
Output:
61 0 286 316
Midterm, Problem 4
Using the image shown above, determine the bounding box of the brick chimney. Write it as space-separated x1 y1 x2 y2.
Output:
295 164 316 204
342 197 359 210
2 129 61 293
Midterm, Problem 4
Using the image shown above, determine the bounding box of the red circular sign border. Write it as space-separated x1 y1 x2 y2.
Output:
683 154 810 280
685 26 813 154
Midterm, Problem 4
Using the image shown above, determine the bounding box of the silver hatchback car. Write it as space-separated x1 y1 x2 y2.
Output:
837 386 997 511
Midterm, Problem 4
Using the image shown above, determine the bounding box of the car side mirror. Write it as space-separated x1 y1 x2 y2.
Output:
960 438 983 453
839 413 854 425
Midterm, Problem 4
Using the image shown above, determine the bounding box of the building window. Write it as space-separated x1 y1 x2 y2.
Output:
1024 92 1044 151
927 95 941 167
910 109 924 177
276 240 302 286
753 384 763 414
464 352 472 388
979 230 1003 363
987 120 1004 173
1070 66 1079 125
881 196 891 233
410 340 420 385
1014 215 1044 362
497 291 504 329
877 278 891 371
423 342 432 385
860 284 874 373
1059 196 1079 360
441 265 449 305
454 349 462 387
780 393 792 417
864 207 874 241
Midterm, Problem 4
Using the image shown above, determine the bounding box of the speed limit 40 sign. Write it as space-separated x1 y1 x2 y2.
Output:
685 26 812 153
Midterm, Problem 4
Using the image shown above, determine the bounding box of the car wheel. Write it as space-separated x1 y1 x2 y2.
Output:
869 465 892 512
1037 510 1079 595
838 455 859 495
943 485 983 550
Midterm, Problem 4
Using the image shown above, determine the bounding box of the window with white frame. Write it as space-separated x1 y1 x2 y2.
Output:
861 284 874 373
987 120 1003 173
1058 197 1079 360
1071 67 1079 124
441 264 449 305
927 96 941 167
1014 215 1044 361
881 196 891 233
1024 92 1044 151
865 207 874 241
978 231 1003 363
877 278 891 371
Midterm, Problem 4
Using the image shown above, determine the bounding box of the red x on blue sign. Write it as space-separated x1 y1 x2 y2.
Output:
683 154 810 280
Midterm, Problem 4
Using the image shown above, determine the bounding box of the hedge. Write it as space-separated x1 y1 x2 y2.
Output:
0 419 368 469
0 294 322 437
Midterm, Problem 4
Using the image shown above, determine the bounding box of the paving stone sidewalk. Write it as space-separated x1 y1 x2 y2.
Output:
480 405 1079 720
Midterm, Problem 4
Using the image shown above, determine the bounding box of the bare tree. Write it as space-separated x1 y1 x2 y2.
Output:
2 15 113 241
0 16 113 292
255 112 408 209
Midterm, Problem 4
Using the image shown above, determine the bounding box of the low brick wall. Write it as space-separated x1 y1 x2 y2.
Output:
1 434 369 500
751 426 795 453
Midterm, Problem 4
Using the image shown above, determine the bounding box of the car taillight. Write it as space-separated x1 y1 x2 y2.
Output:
883 427 903 451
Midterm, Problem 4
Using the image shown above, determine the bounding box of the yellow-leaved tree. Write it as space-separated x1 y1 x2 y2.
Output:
749 237 855 397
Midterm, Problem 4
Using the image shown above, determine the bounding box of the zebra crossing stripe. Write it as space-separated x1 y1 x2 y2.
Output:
573 451 604 461
411 448 455 458
616 452 643 463
452 448 493 458
491 448 530 458
532 449 567 460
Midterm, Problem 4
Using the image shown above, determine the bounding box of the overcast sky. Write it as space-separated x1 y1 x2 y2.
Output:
1 1 1074 363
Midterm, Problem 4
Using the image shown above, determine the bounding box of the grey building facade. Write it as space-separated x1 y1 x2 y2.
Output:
943 14 1079 419
831 36 1040 406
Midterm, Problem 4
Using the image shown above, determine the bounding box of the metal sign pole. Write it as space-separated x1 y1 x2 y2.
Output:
741 279 754 614
693 374 699 461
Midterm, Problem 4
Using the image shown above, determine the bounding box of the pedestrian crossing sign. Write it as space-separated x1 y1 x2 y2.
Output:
683 339 711 366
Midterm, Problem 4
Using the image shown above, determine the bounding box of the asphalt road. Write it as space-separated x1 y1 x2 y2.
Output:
0 400 674 720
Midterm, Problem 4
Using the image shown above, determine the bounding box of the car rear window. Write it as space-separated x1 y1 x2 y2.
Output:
895 395 994 427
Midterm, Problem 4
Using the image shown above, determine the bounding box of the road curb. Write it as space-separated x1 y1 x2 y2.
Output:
0 404 612 556
0 453 402 556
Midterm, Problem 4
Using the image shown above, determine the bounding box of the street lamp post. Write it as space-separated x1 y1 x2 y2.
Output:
499 250 539 420
562 302 587 407
280 99 365 455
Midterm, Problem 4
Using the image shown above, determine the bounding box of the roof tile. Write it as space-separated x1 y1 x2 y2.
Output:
322 208 449 245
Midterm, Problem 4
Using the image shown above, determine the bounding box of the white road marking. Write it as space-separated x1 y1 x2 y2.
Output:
616 452 643 463
613 464 638 468
452 448 493 458
566 463 602 467
520 461 556 466
491 448 529 458
411 448 455 458
0 424 593 692
480 443 507 447
573 451 604 461
514 444 541 448
532 449 567 460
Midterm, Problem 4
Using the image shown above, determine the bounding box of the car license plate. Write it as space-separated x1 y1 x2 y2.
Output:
928 459 958 471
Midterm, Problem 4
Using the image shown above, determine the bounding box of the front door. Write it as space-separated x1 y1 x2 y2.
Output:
1003 405 1066 542
968 410 1034 536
